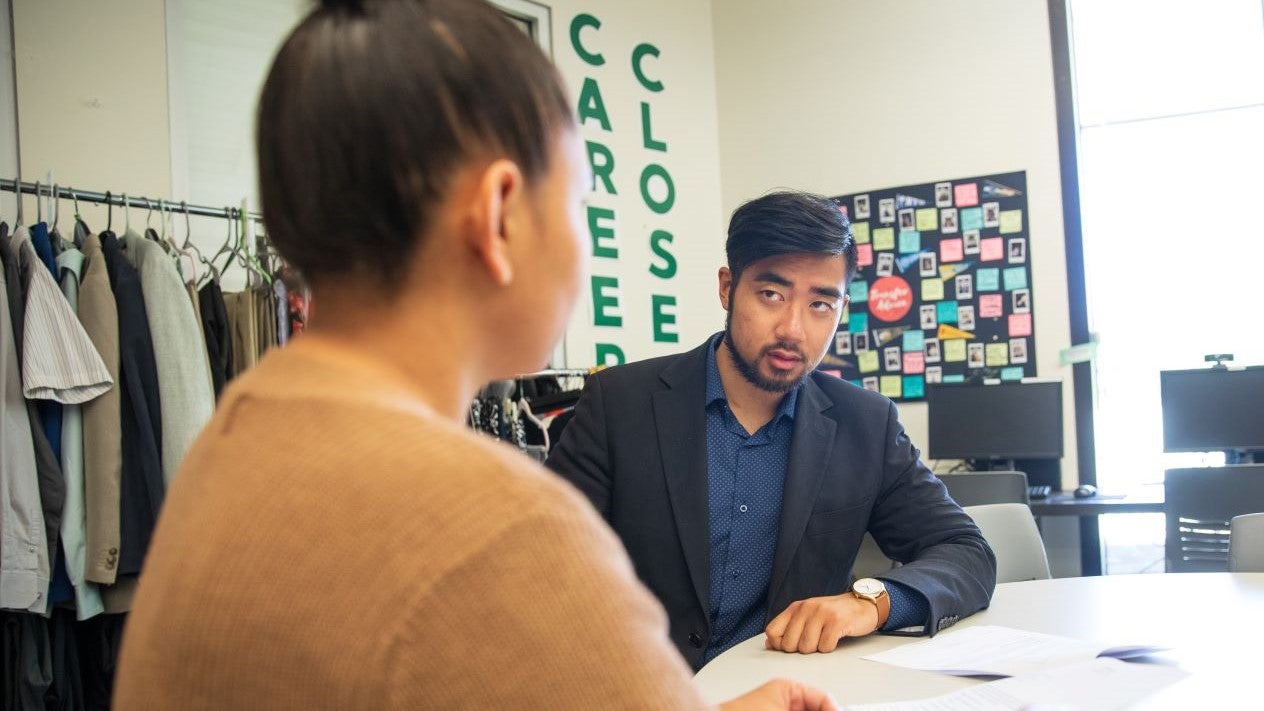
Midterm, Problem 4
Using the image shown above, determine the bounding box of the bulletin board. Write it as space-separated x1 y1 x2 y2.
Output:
824 171 1036 401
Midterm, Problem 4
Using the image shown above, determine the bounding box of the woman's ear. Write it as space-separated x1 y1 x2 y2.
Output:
466 159 524 287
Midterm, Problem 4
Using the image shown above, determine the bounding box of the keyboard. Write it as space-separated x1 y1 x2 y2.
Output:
1028 485 1052 500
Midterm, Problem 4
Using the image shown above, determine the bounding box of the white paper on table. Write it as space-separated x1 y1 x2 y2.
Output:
861 626 1169 678
845 657 1188 711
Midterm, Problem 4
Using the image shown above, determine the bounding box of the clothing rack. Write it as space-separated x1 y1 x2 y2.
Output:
517 368 591 378
0 178 264 223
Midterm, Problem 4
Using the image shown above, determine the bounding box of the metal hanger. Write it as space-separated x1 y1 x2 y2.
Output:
122 193 131 234
105 191 112 231
35 181 42 223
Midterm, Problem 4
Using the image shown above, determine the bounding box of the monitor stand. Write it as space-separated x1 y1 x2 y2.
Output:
969 457 1062 490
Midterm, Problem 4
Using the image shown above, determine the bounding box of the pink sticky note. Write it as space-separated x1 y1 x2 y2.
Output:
903 352 925 374
837 204 848 219
954 183 979 207
940 239 964 263
981 237 1004 262
1009 313 1032 337
979 294 1003 318
857 244 874 267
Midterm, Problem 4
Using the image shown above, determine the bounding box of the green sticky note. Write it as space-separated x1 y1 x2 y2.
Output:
986 343 1009 367
977 268 1000 292
1001 366 1024 381
858 350 880 373
853 221 870 244
902 330 925 352
873 227 895 251
1060 341 1098 366
1000 209 1023 234
944 339 967 362
937 300 958 324
916 208 938 231
921 278 944 301
1003 267 1028 291
898 231 921 254
849 312 868 333
849 280 868 303
903 375 925 398
943 374 966 383
880 375 902 398
960 207 983 231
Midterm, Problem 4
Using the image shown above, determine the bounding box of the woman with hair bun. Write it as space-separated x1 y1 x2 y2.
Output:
113 1 834 709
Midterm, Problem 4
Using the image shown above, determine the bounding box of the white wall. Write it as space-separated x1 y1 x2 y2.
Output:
711 0 1079 488
1 1 18 213
11 0 171 232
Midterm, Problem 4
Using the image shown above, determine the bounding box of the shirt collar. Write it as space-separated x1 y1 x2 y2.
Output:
704 332 799 422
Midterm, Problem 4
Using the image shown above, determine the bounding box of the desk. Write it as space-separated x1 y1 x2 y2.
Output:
1031 485 1165 575
694 573 1261 708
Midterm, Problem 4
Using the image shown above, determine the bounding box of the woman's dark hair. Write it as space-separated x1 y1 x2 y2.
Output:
257 0 573 289
725 191 858 286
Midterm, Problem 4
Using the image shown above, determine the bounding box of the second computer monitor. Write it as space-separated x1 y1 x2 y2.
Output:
927 381 1063 461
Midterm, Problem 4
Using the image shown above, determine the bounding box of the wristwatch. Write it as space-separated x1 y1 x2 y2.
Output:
851 577 890 628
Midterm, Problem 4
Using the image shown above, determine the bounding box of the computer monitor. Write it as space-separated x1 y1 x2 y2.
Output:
1160 366 1264 453
927 381 1063 460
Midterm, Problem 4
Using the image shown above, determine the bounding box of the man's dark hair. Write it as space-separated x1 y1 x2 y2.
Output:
725 191 858 285
256 0 573 290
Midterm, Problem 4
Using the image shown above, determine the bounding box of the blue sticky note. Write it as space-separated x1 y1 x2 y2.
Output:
960 207 983 231
849 312 868 333
937 300 959 324
898 231 921 254
977 268 1000 292
849 379 862 388
903 375 925 398
1001 367 1024 381
1003 267 1028 291
902 330 925 353
943 374 966 383
849 280 869 303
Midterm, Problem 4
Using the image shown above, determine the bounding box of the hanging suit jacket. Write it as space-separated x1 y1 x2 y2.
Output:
547 338 997 669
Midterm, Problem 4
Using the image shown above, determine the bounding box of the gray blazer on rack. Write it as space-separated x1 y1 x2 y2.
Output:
547 338 997 670
122 231 214 483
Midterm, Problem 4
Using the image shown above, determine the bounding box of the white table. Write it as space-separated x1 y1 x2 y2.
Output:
694 573 1263 708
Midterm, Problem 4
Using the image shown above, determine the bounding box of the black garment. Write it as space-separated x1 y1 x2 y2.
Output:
75 614 125 711
47 608 84 711
0 612 52 711
99 232 164 576
0 226 66 581
197 280 232 398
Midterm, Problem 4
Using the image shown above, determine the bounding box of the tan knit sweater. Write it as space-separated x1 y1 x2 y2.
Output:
113 338 710 709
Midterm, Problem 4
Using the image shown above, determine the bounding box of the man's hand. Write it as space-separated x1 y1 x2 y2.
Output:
718 679 839 711
763 594 880 653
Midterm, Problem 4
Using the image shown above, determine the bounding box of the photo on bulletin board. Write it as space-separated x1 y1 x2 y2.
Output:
825 171 1036 401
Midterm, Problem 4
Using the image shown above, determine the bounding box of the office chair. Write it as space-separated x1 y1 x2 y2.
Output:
1229 512 1264 573
963 503 1051 583
1165 466 1264 573
938 471 1030 507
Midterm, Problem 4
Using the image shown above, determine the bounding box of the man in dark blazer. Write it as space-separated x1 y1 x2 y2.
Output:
547 191 996 671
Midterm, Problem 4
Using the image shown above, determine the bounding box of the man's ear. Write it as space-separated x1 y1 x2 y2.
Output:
718 266 733 312
466 159 525 287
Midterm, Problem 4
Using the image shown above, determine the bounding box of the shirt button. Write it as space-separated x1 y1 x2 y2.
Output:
739 504 748 513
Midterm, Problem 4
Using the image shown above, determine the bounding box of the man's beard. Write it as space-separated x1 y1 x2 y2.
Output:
723 310 812 394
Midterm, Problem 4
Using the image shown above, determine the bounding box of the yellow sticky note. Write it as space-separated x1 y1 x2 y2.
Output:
916 208 938 231
986 343 1010 367
999 210 1023 234
944 339 967 362
880 375 902 398
873 227 895 251
858 350 880 373
921 278 945 301
853 221 870 244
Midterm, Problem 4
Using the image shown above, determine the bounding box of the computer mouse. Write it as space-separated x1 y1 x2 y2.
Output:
1073 484 1098 498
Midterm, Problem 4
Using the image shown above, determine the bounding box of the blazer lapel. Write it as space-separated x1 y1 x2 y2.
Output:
652 342 712 618
766 378 836 609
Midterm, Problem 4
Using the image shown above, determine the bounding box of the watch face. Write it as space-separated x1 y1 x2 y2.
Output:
854 578 885 596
